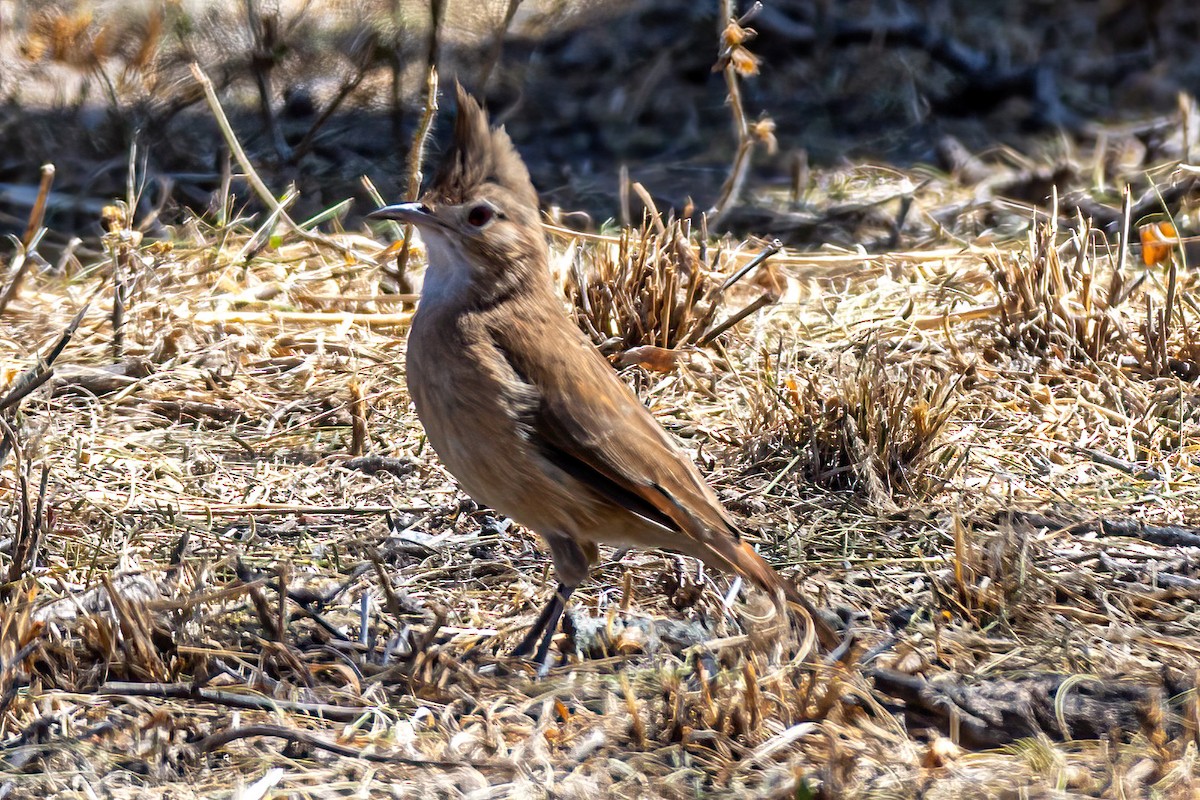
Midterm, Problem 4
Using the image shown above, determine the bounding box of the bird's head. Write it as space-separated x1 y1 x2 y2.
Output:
370 83 548 307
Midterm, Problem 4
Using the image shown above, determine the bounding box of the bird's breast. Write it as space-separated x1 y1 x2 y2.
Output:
405 310 544 513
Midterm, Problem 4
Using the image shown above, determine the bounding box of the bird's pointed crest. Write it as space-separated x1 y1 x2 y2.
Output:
428 83 538 211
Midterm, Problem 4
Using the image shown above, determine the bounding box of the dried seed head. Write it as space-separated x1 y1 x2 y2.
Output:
729 46 761 77
750 117 778 155
722 21 756 47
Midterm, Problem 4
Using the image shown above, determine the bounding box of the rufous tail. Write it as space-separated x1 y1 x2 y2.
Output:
718 539 841 651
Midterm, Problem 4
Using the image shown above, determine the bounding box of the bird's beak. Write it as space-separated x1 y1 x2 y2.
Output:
367 202 437 226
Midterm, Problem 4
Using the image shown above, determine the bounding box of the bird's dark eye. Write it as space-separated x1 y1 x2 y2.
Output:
466 205 495 227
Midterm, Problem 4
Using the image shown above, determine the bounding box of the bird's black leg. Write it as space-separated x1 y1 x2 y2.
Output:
530 585 573 670
511 582 575 667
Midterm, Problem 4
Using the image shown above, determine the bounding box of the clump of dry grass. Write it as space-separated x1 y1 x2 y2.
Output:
562 208 783 371
978 211 1200 474
565 214 717 353
987 217 1135 363
982 206 1200 381
743 344 965 506
0 588 39 718
936 517 1058 633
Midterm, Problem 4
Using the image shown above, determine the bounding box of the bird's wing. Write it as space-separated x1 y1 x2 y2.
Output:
492 309 738 543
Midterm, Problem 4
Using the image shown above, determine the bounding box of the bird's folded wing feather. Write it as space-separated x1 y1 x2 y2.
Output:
491 312 739 545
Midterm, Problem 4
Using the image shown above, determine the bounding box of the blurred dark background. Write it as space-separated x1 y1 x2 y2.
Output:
0 0 1196 251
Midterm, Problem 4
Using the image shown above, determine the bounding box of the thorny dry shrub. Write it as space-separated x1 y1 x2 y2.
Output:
742 344 965 506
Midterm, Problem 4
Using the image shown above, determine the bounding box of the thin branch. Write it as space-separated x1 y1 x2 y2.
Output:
22 164 55 249
697 292 775 347
391 67 440 290
718 238 782 292
244 0 292 162
428 0 446 76
101 681 368 723
290 53 372 163
188 63 375 266
0 230 44 318
708 1 765 224
0 300 92 469
478 0 523 91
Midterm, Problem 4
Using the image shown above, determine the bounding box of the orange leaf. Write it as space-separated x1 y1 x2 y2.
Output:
785 376 802 407
380 240 408 259
1140 221 1178 266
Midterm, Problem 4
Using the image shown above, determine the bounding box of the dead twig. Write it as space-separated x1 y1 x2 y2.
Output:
709 1 766 224
0 162 54 317
21 164 55 250
389 66 440 294
102 681 366 722
244 0 291 162
289 47 373 163
195 723 517 770
0 230 46 319
0 302 91 467
478 0 523 91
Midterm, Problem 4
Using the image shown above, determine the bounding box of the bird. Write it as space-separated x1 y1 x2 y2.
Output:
370 83 840 669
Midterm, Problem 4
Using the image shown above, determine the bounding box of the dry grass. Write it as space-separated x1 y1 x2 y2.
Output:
565 214 721 353
3 123 1200 800
741 342 965 506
